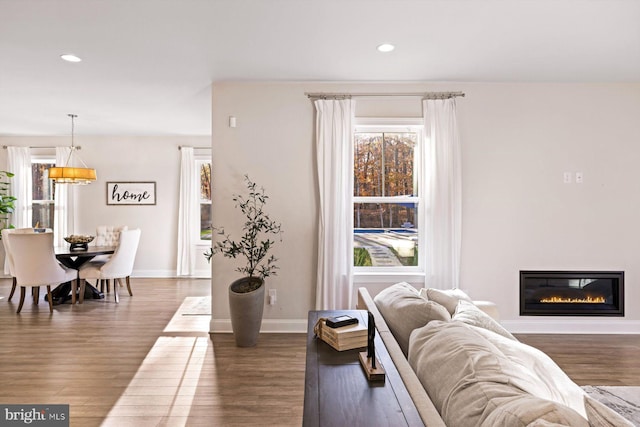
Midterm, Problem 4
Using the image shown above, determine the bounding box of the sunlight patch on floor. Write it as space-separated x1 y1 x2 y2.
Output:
101 296 213 426
163 296 211 333
101 336 210 426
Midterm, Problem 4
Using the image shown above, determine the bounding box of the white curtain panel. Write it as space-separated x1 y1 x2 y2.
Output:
314 99 355 310
176 146 197 276
54 147 75 246
422 98 462 290
5 147 31 274
6 146 32 229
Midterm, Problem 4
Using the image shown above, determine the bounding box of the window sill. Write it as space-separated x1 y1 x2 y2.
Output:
353 271 425 285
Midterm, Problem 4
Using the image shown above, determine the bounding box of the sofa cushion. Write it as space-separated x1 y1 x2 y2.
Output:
480 394 589 426
408 321 589 426
584 395 634 427
470 325 588 419
453 299 516 341
409 321 527 426
421 287 473 315
473 300 501 320
374 282 451 356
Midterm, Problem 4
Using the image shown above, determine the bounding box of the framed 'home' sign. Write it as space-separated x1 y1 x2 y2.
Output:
107 182 156 205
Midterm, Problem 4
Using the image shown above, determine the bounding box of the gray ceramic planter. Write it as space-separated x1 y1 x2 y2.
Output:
228 276 265 347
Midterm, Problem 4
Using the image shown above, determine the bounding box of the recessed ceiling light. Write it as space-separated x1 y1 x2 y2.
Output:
60 54 82 63
377 43 395 53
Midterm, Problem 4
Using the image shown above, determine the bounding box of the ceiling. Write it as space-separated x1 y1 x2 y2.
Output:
1 0 639 136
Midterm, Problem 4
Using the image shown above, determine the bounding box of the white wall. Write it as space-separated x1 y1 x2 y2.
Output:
459 83 640 333
211 81 640 333
0 135 211 277
210 83 318 333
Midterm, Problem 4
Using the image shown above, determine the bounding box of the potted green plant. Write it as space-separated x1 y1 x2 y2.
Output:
0 171 16 237
205 175 283 347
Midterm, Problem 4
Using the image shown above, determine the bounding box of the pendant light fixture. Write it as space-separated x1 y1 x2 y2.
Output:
49 114 97 184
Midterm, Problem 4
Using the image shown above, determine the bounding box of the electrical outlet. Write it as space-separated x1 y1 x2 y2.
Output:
563 172 572 184
575 172 583 184
268 289 277 305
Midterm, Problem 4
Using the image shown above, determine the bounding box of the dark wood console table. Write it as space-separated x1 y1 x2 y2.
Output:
303 310 424 427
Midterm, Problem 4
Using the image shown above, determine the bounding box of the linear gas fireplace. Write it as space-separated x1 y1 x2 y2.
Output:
520 270 624 316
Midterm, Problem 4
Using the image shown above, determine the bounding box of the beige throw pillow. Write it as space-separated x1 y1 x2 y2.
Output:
423 287 473 315
373 282 450 356
453 299 517 341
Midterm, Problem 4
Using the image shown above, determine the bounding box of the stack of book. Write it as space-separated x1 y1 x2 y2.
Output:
319 319 368 351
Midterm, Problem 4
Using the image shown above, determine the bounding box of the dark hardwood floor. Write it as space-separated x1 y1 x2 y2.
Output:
0 278 306 426
516 333 640 386
0 277 638 426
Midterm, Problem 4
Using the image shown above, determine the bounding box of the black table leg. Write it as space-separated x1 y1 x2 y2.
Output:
48 281 104 303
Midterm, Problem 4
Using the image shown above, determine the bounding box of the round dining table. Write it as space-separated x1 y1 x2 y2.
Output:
51 245 116 303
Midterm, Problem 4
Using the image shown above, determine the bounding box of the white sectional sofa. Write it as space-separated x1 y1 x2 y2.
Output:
357 283 632 427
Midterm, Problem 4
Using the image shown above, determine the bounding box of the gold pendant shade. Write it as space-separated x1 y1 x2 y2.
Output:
49 163 97 185
50 114 96 185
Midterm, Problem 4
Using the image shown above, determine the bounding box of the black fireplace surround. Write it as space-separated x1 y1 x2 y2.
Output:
520 270 624 316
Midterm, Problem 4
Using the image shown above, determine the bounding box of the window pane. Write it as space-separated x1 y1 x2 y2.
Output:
200 161 212 240
31 161 55 229
32 162 55 201
383 133 416 196
32 202 54 229
200 162 211 202
200 203 212 240
353 202 418 267
354 133 383 196
354 132 416 197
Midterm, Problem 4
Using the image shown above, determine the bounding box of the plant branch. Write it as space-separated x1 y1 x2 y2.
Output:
204 175 283 282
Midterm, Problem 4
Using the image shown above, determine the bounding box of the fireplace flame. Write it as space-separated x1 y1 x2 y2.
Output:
540 296 606 304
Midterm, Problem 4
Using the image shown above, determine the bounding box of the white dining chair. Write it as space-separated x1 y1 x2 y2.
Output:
92 225 128 291
94 225 128 247
2 229 19 301
6 231 77 313
2 228 50 301
78 229 141 303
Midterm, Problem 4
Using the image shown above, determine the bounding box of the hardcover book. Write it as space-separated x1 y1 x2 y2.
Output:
319 319 368 351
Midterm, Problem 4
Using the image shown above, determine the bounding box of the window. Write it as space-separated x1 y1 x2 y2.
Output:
31 157 56 229
353 120 423 272
177 148 212 277
197 159 212 242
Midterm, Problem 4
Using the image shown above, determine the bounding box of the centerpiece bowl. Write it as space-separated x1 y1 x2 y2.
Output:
64 235 94 251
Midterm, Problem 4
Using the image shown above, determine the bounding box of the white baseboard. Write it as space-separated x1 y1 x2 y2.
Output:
131 269 175 278
2 271 211 279
209 318 307 334
131 270 211 278
503 319 640 334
